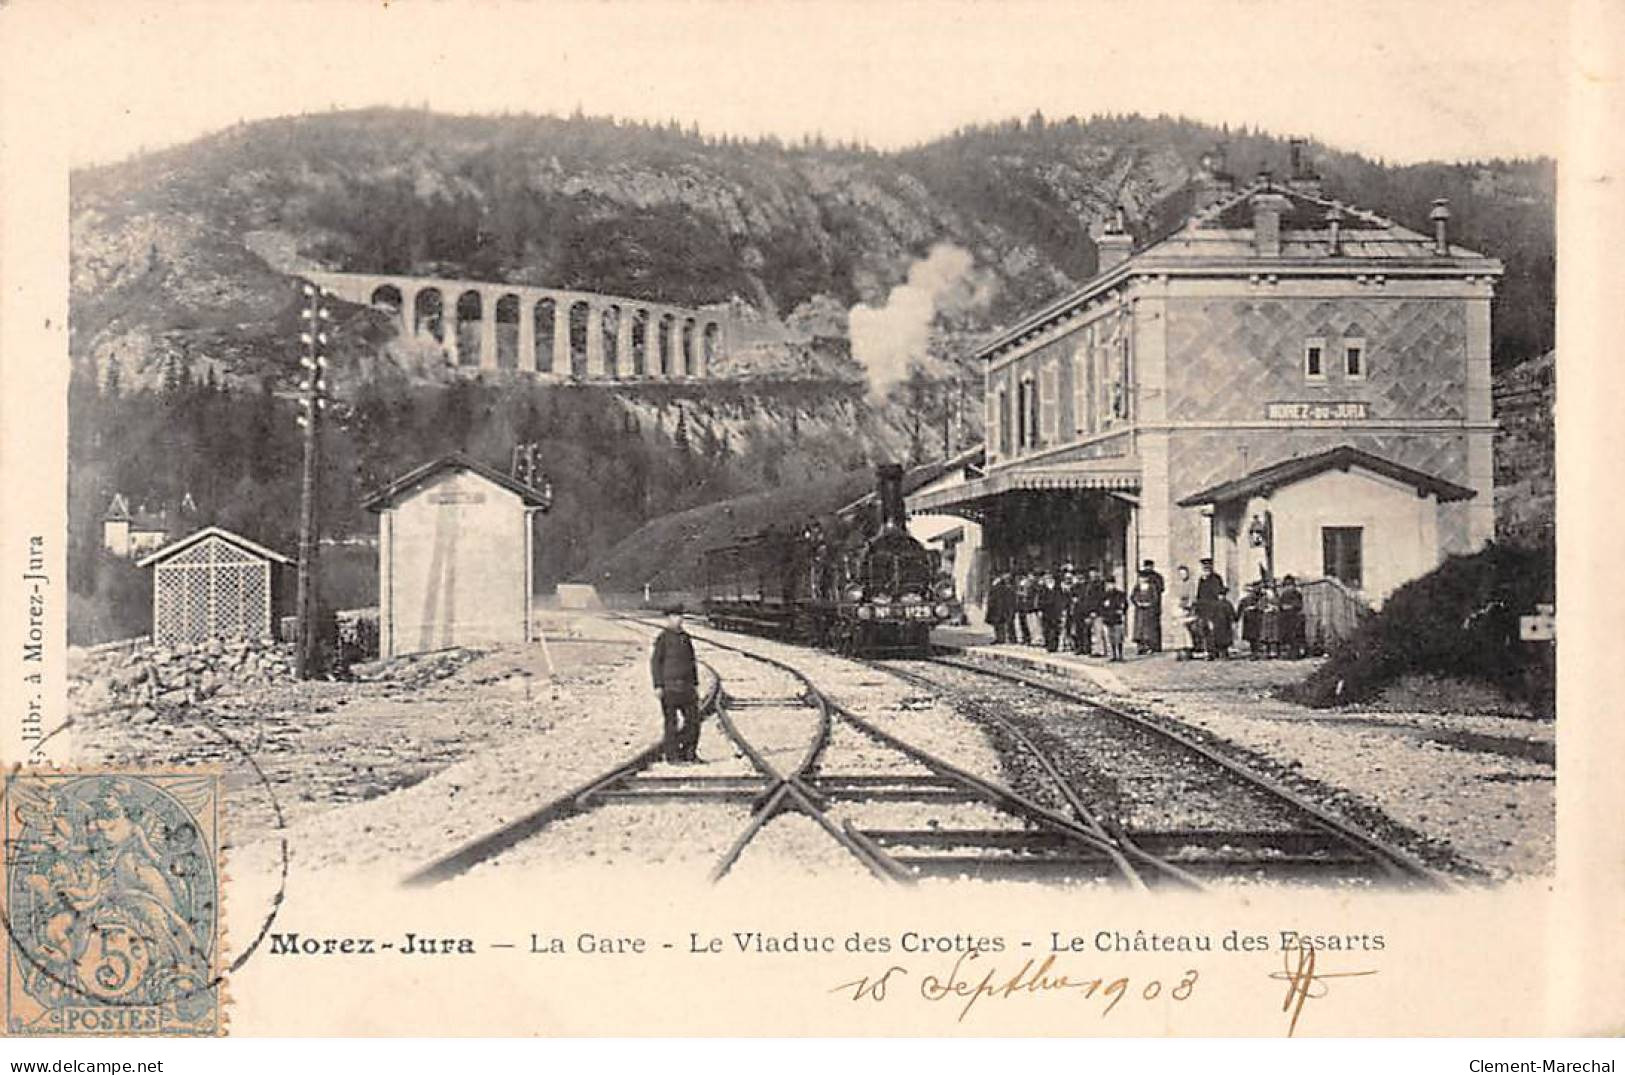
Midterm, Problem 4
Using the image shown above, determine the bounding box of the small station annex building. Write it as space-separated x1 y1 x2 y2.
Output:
907 153 1500 629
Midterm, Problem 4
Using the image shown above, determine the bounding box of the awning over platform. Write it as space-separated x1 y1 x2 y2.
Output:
908 459 1141 513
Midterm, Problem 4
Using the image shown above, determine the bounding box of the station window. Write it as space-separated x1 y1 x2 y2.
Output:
1072 348 1089 438
1304 337 1326 381
995 388 1011 456
1344 338 1366 379
1041 365 1058 443
1017 376 1040 451
1322 526 1364 590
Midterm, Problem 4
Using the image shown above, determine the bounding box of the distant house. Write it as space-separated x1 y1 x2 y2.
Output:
137 526 292 648
102 491 199 558
364 453 553 659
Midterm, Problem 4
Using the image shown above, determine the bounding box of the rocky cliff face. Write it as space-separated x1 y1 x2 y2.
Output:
71 108 1555 399
1493 351 1555 549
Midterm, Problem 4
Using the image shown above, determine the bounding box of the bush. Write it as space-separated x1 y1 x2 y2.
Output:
1283 542 1555 714
68 555 154 646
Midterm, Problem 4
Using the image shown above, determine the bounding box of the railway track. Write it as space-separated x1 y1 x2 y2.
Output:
405 618 1169 888
879 652 1452 890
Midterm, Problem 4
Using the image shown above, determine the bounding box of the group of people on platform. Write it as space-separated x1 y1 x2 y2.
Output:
1176 561 1308 660
984 559 1309 663
983 560 1168 662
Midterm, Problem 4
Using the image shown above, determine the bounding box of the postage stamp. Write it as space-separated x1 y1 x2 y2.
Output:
3 770 223 1036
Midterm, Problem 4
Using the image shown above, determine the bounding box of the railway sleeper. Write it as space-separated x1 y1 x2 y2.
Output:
817 786 986 803
864 828 1073 851
1123 829 1348 855
592 787 764 804
890 854 1122 882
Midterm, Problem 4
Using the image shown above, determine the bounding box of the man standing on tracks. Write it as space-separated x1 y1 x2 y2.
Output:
651 605 701 763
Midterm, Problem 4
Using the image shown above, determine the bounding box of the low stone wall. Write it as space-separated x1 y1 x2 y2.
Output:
70 636 298 720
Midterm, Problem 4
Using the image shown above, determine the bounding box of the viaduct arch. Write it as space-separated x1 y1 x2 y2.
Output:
309 271 731 381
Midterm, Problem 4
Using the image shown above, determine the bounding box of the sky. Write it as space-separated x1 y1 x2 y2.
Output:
16 0 1568 167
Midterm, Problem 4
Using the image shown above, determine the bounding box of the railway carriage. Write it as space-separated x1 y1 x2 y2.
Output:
702 465 960 657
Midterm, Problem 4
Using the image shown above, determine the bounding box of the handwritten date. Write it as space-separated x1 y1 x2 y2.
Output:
832 951 1198 1022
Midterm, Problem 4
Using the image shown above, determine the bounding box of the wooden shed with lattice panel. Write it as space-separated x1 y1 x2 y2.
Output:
137 527 293 648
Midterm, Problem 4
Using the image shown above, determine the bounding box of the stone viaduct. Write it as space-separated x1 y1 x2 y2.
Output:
308 271 730 381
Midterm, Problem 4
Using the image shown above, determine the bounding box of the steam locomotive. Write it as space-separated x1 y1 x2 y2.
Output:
701 464 960 657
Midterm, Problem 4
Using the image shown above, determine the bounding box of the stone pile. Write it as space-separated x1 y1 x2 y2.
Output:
70 637 297 719
349 648 479 689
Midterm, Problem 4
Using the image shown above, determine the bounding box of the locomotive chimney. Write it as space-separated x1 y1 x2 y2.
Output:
876 463 908 534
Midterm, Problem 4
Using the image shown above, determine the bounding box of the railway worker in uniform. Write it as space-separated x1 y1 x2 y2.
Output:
1016 570 1038 645
1277 575 1307 659
1038 572 1066 652
1130 567 1162 656
1237 581 1264 657
986 573 1013 644
651 605 702 763
1140 560 1165 652
1080 566 1107 656
1057 564 1077 643
1099 573 1128 662
1067 572 1090 654
1195 558 1232 659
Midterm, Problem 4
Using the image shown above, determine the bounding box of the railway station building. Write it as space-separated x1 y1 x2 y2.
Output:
907 154 1501 634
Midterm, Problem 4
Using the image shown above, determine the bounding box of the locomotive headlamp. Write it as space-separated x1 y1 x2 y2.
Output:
934 579 956 599
856 605 875 620
934 603 951 618
844 586 864 602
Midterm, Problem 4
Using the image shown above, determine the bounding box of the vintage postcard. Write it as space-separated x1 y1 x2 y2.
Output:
0 0 1620 1046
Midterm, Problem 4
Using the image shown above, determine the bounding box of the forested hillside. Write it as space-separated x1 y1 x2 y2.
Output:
67 108 1555 639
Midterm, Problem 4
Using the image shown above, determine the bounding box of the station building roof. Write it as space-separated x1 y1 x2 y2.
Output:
1175 445 1478 508
975 177 1503 365
362 452 553 512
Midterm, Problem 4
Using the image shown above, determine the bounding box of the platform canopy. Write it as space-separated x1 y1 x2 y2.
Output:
908 458 1141 515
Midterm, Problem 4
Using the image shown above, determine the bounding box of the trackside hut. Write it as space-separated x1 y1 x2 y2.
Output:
365 453 552 658
138 526 292 648
908 152 1501 631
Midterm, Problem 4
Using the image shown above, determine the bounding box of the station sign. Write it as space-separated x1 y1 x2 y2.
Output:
1265 401 1369 421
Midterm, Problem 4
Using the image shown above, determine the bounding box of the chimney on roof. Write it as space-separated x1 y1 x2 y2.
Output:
1429 197 1451 255
1286 138 1324 198
1095 206 1133 274
1325 205 1344 256
1250 191 1293 257
1192 144 1235 213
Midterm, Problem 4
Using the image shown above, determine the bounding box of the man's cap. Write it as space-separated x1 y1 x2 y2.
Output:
664 603 686 615
1143 559 1156 567
1199 557 1214 566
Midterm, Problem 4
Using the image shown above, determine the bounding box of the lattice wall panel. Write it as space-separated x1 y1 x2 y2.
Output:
151 536 273 648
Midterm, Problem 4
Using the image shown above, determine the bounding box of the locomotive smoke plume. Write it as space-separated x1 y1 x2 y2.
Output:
848 243 992 393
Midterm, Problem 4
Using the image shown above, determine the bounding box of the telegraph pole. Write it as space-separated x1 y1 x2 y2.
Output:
294 282 333 680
